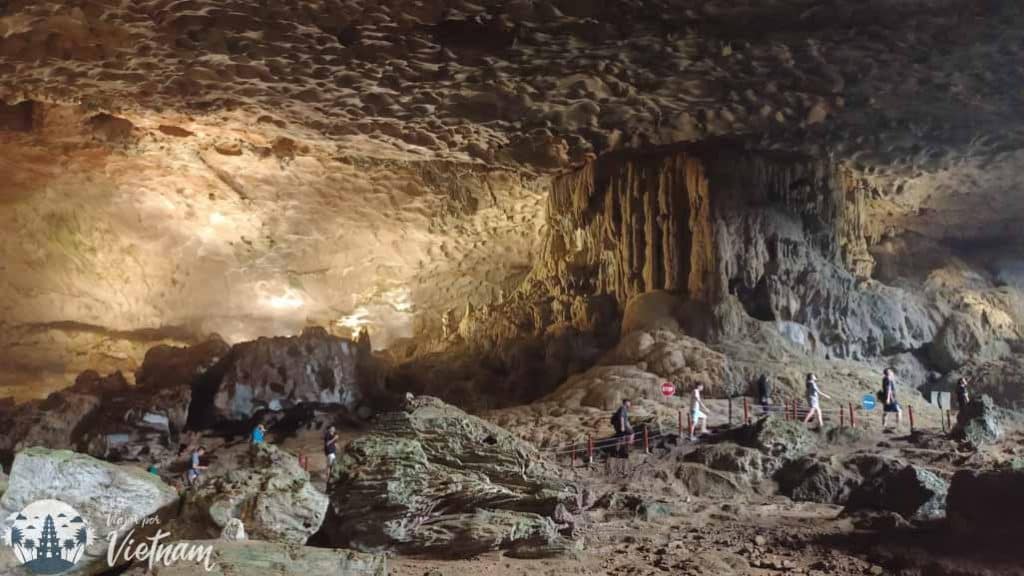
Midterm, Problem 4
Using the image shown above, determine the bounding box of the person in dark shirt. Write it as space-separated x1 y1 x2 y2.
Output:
757 374 772 414
956 377 971 411
324 426 339 474
186 446 207 487
611 399 634 454
881 368 902 431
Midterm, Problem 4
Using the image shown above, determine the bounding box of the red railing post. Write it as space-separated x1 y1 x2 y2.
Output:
643 427 650 453
678 410 683 436
946 409 952 431
743 397 750 425
849 403 855 428
840 406 845 428
687 412 693 435
908 404 915 433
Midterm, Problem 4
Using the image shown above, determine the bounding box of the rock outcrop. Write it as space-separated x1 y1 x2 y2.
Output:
177 444 327 544
324 396 578 558
946 469 1024 541
953 395 1004 446
0 371 130 457
121 540 387 576
190 328 379 426
742 416 817 459
0 447 179 575
844 462 948 522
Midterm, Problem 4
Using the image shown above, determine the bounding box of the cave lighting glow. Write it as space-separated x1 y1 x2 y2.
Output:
337 306 371 330
262 287 305 310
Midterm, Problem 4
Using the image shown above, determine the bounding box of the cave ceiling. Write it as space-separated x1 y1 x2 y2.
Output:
1 0 1023 398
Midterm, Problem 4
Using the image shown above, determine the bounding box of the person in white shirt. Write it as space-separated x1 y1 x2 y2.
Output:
689 383 709 441
803 373 832 429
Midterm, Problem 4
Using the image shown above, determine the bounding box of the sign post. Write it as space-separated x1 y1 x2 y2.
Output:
661 382 675 397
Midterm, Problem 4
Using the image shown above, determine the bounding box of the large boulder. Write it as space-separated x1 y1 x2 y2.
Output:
603 329 736 397
199 328 377 425
324 396 578 558
946 469 1024 541
844 461 948 522
741 415 817 459
953 395 1004 446
121 540 386 576
176 444 327 544
0 371 130 457
776 456 861 505
0 447 179 575
685 443 777 484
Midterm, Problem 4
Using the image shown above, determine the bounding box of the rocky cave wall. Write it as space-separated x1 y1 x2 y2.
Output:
532 142 934 361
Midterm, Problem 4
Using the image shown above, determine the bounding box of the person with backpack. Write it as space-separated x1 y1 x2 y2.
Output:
611 399 634 455
756 374 772 415
689 383 709 441
881 368 902 431
803 373 831 429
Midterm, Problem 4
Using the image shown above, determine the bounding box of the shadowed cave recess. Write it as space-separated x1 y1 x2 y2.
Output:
2 1 1024 575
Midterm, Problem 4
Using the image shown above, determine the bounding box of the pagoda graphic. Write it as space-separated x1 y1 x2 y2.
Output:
24 514 75 574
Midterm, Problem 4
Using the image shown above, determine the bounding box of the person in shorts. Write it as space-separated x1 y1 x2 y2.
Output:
802 373 831 429
689 383 709 441
324 426 339 474
881 368 902 431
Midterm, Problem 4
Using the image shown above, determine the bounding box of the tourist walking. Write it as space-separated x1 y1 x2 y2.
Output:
611 399 634 456
689 383 709 440
803 373 831 429
881 368 902 431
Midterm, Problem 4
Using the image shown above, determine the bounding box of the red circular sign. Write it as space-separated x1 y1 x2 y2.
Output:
661 382 675 397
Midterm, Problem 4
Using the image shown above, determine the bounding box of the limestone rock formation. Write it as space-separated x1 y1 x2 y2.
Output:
0 447 179 575
177 443 327 545
929 312 1010 372
953 395 1004 446
844 460 948 522
324 396 578 558
192 328 378 426
776 455 860 505
121 540 387 576
946 469 1024 541
741 416 817 459
684 443 777 485
0 371 130 457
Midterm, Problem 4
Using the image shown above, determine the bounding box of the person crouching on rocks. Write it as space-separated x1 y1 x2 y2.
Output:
324 425 339 475
689 383 709 441
803 373 831 429
881 368 902 432
611 399 634 456
186 446 208 487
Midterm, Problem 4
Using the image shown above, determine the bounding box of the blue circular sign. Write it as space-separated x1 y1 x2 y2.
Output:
862 394 876 410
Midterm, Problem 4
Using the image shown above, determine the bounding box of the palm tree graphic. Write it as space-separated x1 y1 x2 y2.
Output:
73 526 88 564
9 526 26 563
23 538 36 561
63 539 76 561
